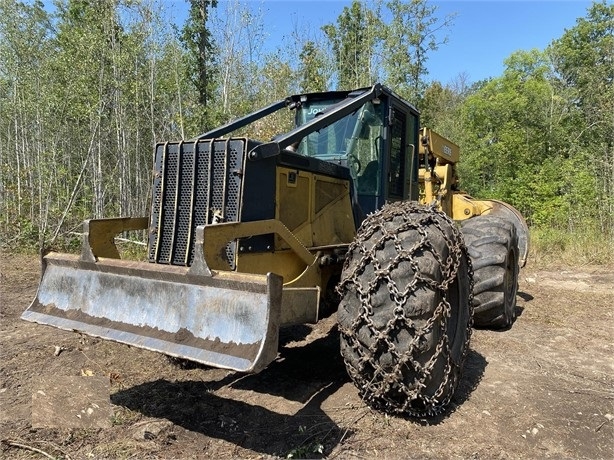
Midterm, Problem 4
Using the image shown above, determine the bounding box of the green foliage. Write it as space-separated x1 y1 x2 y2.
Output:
549 0 614 232
206 0 273 128
456 46 603 229
0 0 192 247
0 0 611 261
298 41 328 93
322 0 381 89
180 0 218 130
530 225 614 267
321 0 451 96
419 75 469 139
383 0 455 103
453 2 613 239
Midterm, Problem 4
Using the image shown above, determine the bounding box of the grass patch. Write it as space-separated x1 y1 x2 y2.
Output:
528 226 614 267
115 239 148 262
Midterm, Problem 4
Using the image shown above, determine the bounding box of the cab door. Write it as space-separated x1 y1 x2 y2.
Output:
385 102 420 202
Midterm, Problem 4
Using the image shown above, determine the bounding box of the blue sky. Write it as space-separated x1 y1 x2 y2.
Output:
195 0 593 85
44 0 594 85
426 0 593 83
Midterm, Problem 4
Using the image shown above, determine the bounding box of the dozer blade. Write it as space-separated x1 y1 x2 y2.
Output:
22 253 282 373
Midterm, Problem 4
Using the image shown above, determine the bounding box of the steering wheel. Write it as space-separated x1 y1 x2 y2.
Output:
348 154 362 174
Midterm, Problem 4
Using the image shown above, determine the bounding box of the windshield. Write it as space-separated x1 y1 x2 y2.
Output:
298 100 381 154
296 99 349 159
295 99 384 195
295 99 383 162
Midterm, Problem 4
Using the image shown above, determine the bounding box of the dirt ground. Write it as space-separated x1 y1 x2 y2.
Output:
1 252 613 459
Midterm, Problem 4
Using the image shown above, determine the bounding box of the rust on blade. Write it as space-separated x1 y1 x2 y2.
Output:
23 253 283 373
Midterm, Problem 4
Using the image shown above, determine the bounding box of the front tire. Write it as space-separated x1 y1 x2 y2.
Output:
461 215 519 329
337 202 473 417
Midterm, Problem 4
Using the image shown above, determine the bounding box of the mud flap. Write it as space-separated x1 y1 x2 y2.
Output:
22 253 282 373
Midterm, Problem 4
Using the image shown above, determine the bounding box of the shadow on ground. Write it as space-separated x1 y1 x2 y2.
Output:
112 325 487 455
112 328 351 457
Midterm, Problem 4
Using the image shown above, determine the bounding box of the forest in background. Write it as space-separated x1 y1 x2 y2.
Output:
0 0 612 263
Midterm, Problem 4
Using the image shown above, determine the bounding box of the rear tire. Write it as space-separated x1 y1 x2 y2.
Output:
461 215 519 329
337 202 472 417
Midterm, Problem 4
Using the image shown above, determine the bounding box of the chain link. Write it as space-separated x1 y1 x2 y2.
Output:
338 202 474 418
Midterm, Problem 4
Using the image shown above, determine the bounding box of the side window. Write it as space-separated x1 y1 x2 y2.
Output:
388 109 406 199
351 102 383 196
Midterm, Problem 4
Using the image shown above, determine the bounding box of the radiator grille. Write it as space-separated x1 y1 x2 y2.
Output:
148 139 245 268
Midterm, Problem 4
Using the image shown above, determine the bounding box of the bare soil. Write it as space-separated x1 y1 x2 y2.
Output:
1 252 613 459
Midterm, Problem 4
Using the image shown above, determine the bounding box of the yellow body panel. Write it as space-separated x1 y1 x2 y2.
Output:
419 127 460 165
190 166 356 326
418 128 493 221
450 194 494 221
276 167 356 249
419 164 454 215
236 250 311 284
83 217 149 261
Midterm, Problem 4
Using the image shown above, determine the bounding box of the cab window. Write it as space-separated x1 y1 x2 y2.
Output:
296 100 384 196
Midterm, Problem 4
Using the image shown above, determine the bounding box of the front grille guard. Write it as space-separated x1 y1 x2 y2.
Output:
148 139 246 268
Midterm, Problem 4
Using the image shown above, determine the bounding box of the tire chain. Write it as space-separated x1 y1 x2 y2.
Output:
337 202 474 418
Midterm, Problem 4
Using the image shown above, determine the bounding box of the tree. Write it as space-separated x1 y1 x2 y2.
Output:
180 0 218 131
0 0 192 248
0 0 54 247
298 40 328 93
549 0 614 232
322 0 382 89
209 0 268 122
383 0 454 104
419 73 471 137
458 49 596 229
